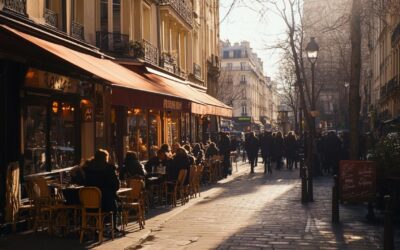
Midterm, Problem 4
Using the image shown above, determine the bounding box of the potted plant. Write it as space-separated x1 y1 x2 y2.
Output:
128 40 144 58
372 131 400 177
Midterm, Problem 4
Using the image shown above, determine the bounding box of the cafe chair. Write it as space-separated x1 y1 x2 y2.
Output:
121 179 145 230
194 165 204 197
5 162 35 232
30 176 54 234
164 169 187 207
79 187 114 244
188 165 198 199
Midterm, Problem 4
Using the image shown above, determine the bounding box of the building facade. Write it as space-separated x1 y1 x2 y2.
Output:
0 0 230 223
219 40 273 132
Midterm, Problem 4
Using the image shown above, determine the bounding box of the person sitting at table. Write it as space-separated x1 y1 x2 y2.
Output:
159 144 172 166
205 142 220 159
171 142 181 155
192 143 205 165
167 147 191 183
145 146 160 173
83 149 120 214
120 151 147 180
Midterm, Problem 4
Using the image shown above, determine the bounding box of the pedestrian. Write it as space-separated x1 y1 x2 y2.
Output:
284 131 297 170
218 132 232 177
245 132 259 174
273 131 285 170
325 131 342 175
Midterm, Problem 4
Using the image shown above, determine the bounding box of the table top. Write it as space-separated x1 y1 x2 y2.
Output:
117 187 132 194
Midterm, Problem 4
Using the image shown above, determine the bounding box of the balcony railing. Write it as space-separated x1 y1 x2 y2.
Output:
160 52 178 74
193 63 201 80
71 21 84 41
4 0 27 16
129 39 159 66
44 8 58 28
159 0 193 26
96 31 129 54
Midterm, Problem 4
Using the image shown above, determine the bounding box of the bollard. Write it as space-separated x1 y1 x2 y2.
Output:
301 167 308 203
384 195 394 250
332 175 339 223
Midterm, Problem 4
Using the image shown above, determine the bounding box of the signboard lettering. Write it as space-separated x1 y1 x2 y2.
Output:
25 68 78 93
339 160 376 202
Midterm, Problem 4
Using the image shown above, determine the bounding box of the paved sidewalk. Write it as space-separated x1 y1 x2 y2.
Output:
1 161 399 250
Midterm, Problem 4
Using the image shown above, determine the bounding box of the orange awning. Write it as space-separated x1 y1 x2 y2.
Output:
0 25 184 99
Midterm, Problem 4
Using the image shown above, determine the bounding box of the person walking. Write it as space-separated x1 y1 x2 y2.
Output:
218 132 232 177
284 132 297 170
260 131 273 174
273 131 285 170
245 132 260 174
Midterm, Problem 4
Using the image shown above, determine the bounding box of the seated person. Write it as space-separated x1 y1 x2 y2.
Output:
171 142 181 155
168 147 191 185
120 151 147 180
83 149 120 213
145 146 160 174
205 142 220 159
192 143 205 165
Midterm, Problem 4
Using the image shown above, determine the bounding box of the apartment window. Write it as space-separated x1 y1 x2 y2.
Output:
240 75 246 84
227 63 232 70
223 51 229 59
240 62 246 70
143 4 151 41
241 88 246 99
234 49 241 58
227 75 233 84
113 0 121 33
100 0 108 32
241 103 247 116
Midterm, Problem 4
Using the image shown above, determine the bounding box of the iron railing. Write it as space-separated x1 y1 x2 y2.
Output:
96 31 129 54
142 39 159 66
160 52 178 74
71 21 84 41
193 63 201 79
44 8 58 28
4 0 27 16
159 0 193 26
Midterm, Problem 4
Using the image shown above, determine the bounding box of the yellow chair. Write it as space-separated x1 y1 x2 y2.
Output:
29 176 54 234
79 187 114 243
194 165 204 197
164 169 187 207
121 179 145 230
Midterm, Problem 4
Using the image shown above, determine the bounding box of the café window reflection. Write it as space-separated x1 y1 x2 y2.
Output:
165 111 180 146
127 108 148 160
50 101 76 169
149 109 161 149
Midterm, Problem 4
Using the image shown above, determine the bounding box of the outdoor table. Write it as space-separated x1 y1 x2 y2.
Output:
117 187 132 195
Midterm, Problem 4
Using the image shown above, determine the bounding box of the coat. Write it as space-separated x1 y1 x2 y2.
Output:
245 135 260 159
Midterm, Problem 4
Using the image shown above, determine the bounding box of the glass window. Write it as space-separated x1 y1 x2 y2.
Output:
23 105 48 175
127 108 148 161
165 112 180 146
149 109 161 149
49 101 76 169
101 0 108 32
113 0 121 33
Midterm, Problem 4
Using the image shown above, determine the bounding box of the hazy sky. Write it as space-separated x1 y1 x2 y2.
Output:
219 0 288 80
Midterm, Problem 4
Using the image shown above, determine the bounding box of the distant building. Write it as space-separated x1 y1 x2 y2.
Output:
218 40 276 132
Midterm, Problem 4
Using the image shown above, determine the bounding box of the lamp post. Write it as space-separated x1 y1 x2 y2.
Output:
305 37 319 202
344 82 350 129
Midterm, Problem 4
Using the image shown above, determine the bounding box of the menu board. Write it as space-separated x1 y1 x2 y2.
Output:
339 160 377 202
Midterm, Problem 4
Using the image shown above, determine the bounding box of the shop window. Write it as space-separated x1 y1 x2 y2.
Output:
23 105 48 175
127 108 148 160
165 111 180 146
50 101 76 169
149 109 161 149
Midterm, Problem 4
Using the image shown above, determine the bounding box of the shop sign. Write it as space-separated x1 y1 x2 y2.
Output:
163 99 182 110
25 68 78 93
82 106 93 122
238 117 251 122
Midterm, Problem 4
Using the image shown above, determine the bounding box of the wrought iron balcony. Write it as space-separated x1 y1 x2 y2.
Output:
193 63 201 80
96 31 129 54
160 52 178 74
129 39 159 66
71 21 84 41
3 0 27 16
44 8 58 28
159 0 193 26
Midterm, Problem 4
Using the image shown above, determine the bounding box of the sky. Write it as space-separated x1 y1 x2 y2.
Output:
219 0 288 81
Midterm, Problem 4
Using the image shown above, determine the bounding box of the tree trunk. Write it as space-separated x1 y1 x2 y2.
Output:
349 0 362 160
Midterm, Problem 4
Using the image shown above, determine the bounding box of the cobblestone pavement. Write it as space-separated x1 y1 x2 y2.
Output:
127 163 398 250
1 161 399 250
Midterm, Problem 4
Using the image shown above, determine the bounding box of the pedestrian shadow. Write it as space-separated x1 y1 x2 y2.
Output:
213 176 386 250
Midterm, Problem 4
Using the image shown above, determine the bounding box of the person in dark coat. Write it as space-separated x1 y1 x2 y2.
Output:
192 143 205 165
83 149 120 213
205 142 219 159
168 147 192 185
145 146 160 174
325 131 342 175
218 132 232 177
273 131 285 170
120 151 147 180
260 131 273 174
284 132 297 170
245 132 259 173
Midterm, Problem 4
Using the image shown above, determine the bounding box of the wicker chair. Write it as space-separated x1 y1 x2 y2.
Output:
121 178 145 230
79 187 114 243
164 169 187 207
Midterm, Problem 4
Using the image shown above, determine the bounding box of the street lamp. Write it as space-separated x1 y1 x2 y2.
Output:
305 37 319 202
344 82 350 129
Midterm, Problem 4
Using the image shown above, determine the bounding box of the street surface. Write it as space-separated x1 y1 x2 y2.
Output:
1 160 398 250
